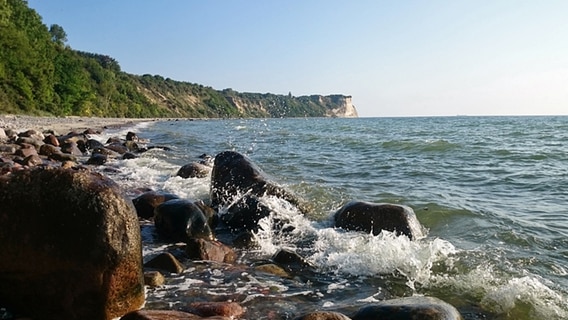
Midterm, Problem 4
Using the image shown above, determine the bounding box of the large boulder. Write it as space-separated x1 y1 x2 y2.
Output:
154 199 215 242
0 168 145 320
351 296 463 320
334 201 425 240
210 151 308 232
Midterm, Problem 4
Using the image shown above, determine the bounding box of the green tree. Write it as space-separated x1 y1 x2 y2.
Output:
49 24 67 46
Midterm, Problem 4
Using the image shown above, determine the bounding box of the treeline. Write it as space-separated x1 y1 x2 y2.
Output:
0 0 350 118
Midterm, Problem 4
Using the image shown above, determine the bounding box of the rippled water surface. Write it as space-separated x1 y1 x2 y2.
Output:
103 116 568 319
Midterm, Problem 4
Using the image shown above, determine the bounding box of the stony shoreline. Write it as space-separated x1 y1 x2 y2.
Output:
0 115 151 135
0 116 468 320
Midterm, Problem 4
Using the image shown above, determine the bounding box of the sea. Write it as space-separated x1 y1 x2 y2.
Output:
98 116 568 320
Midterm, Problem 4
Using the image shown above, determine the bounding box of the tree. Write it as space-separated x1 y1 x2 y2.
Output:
49 24 67 46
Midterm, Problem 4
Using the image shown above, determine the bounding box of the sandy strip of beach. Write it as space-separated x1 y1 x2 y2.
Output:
0 115 151 134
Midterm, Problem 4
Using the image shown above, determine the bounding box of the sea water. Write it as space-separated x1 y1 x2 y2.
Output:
97 116 568 319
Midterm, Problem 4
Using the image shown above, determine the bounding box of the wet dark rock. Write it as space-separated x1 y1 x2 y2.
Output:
210 151 308 233
120 309 205 320
187 301 245 318
177 162 211 179
107 136 122 144
132 191 180 220
60 141 83 155
351 296 463 320
144 252 184 274
295 311 352 320
125 140 140 152
18 129 44 141
154 199 215 242
144 271 165 287
106 142 129 154
14 144 37 158
49 152 77 162
334 201 425 240
0 145 16 154
22 154 43 167
123 152 139 160
86 153 108 165
0 168 145 320
139 145 172 153
198 153 214 165
93 147 121 158
83 128 100 135
57 132 87 146
16 136 43 149
126 131 139 141
186 238 236 263
272 248 314 274
85 138 105 150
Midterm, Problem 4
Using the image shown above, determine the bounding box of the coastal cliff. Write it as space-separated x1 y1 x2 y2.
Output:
0 0 357 119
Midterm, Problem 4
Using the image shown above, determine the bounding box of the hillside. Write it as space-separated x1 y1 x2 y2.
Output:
0 0 357 118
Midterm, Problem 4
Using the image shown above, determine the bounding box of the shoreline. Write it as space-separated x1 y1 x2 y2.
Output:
0 115 154 135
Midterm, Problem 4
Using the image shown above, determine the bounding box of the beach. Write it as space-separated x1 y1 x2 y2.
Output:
0 115 150 134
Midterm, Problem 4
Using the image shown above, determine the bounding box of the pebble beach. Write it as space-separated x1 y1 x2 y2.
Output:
0 115 149 134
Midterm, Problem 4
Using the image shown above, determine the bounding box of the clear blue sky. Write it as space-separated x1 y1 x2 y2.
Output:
28 0 568 117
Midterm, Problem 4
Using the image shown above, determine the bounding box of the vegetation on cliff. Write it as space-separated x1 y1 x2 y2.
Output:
0 0 354 118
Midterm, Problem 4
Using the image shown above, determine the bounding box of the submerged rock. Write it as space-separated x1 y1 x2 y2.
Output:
0 168 145 320
334 201 425 240
351 296 463 320
177 162 211 179
295 311 352 320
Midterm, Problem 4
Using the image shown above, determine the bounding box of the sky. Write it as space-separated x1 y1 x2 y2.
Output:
27 0 568 117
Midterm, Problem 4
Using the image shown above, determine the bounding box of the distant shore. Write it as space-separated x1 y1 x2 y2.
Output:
0 115 153 134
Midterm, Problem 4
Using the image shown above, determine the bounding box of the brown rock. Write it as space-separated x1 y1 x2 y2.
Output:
120 310 203 320
39 144 61 157
254 263 291 278
18 129 44 141
187 301 245 318
0 168 145 320
144 271 166 287
186 238 236 263
144 252 185 274
177 162 211 179
60 141 83 155
22 154 43 167
14 144 37 158
295 311 351 320
43 134 60 146
49 152 77 162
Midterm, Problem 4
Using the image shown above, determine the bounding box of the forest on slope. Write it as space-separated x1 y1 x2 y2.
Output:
0 0 355 118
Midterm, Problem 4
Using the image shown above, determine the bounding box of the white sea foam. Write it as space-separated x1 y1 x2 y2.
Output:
249 194 456 290
429 264 568 319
